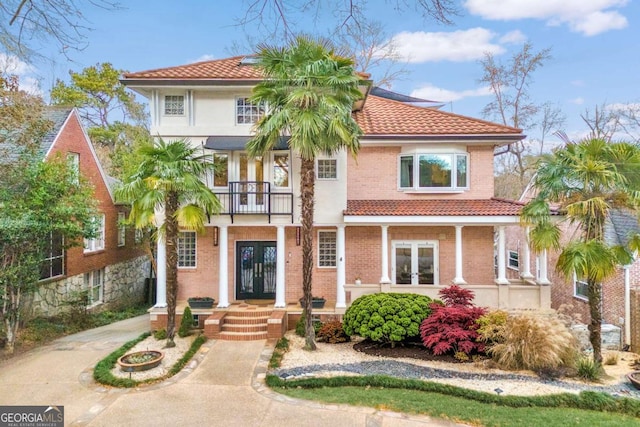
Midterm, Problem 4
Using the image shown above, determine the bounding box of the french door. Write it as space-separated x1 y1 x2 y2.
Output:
392 241 439 285
236 153 266 212
236 241 277 299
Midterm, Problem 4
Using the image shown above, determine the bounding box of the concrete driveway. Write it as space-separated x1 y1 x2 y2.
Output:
0 315 463 426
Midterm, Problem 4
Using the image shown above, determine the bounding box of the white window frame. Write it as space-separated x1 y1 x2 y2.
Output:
164 95 185 116
84 268 104 306
236 97 266 125
211 152 229 188
398 152 469 192
67 152 80 184
316 158 338 180
508 250 519 270
84 214 105 253
178 231 197 268
272 151 291 189
40 232 64 281
317 230 337 268
117 212 126 247
574 275 589 301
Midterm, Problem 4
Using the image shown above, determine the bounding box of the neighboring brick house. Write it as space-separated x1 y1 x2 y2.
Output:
506 202 640 350
32 107 150 316
122 56 551 339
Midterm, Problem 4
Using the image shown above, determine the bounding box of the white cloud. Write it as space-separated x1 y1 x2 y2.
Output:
569 97 584 105
464 0 629 36
499 30 526 44
606 102 640 112
191 54 216 63
410 84 493 103
376 28 504 63
570 80 585 87
0 53 34 75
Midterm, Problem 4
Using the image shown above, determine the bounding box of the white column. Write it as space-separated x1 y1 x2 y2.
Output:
521 226 534 279
496 226 509 284
380 225 391 283
336 225 346 308
537 249 550 285
625 265 631 346
453 225 466 285
275 225 286 308
155 236 167 307
217 225 230 308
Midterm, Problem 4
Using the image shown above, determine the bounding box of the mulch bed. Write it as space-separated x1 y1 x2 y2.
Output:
353 339 470 364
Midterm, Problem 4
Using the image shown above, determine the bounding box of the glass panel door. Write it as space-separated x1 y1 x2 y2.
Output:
237 154 265 212
392 241 438 285
236 242 277 299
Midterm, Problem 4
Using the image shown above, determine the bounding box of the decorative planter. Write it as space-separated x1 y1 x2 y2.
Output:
627 371 640 390
117 350 164 372
354 279 362 285
188 299 214 309
299 297 326 309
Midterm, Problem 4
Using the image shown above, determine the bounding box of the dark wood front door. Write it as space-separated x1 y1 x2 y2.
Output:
236 241 277 299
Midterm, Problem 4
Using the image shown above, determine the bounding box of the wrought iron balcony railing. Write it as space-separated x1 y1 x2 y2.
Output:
214 181 294 223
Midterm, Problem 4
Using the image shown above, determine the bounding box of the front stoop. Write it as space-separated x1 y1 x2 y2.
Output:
204 309 287 341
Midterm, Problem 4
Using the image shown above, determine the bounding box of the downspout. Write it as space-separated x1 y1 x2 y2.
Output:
624 264 631 348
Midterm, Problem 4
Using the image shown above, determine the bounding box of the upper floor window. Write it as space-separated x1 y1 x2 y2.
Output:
213 153 229 187
399 153 468 191
318 230 337 267
84 214 105 253
67 152 80 184
178 231 197 268
317 158 337 180
236 97 265 124
164 95 184 115
40 232 64 280
273 153 289 188
117 212 126 247
508 250 519 269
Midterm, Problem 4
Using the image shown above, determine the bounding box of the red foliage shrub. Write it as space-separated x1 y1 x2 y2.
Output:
419 285 487 356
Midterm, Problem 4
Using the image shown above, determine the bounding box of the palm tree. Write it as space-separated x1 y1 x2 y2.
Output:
247 36 364 350
521 138 640 364
115 138 221 347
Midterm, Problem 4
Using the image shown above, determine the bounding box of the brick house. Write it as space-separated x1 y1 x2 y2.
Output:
122 56 551 340
506 207 640 350
33 107 150 315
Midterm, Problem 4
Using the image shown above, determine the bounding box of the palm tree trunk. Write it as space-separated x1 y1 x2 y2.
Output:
587 280 603 364
300 157 316 351
165 191 179 348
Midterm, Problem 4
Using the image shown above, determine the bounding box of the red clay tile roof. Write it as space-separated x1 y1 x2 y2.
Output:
344 198 526 216
353 95 522 136
122 56 263 81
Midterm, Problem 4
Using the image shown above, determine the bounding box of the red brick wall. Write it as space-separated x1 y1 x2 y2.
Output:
347 145 495 200
44 111 144 279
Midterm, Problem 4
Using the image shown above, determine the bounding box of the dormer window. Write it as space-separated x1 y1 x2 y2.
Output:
399 153 468 191
236 97 265 124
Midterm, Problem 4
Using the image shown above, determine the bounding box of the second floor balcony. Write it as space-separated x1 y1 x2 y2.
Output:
214 181 294 223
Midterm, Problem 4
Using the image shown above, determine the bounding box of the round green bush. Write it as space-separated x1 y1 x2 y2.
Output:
343 293 434 346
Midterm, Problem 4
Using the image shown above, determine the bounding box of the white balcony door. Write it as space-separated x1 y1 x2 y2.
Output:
237 153 265 212
392 240 439 285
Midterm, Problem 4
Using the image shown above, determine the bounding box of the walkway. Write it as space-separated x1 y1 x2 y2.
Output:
0 315 464 426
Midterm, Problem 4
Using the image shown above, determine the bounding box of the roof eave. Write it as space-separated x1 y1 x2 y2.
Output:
360 134 526 143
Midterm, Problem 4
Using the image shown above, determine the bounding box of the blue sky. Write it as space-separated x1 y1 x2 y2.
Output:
3 0 639 144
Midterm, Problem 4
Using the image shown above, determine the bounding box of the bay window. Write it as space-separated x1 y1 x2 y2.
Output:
399 153 468 191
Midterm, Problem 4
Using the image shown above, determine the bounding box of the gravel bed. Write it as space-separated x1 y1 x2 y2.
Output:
273 333 640 399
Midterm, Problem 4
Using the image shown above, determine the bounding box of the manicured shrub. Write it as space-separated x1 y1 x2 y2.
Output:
488 312 578 372
295 313 321 337
153 328 167 340
576 356 602 381
420 286 486 356
178 307 193 338
343 293 434 346
316 320 350 344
